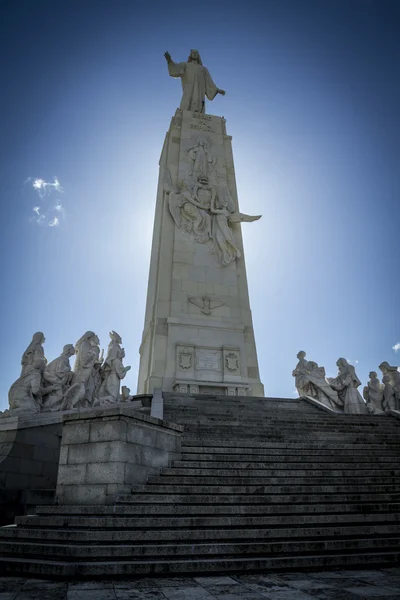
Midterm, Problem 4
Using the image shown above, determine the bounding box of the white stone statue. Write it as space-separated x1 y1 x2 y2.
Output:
165 174 212 243
42 344 75 412
188 139 215 180
164 49 226 113
20 332 46 376
328 358 368 415
292 352 343 410
363 371 384 414
62 331 102 410
96 347 131 405
8 359 53 414
382 375 397 412
379 361 400 403
210 193 261 267
292 351 309 397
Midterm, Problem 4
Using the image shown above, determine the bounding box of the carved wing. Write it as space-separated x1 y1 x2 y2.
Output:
188 296 204 309
228 212 262 224
209 300 225 310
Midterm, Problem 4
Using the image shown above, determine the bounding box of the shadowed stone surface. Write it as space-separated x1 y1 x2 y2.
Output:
2 569 400 599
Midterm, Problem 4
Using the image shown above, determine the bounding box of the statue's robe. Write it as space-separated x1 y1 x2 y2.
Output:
168 60 218 113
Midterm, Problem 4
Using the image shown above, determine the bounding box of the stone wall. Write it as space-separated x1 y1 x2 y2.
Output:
56 406 183 505
0 414 62 525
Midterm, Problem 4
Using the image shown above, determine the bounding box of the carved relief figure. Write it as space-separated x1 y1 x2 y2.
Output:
42 344 75 412
328 358 367 415
165 174 212 243
188 139 215 180
20 332 46 376
165 170 260 266
164 49 226 113
363 371 384 413
8 359 51 414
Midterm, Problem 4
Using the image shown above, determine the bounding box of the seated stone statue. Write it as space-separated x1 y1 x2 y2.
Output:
363 371 384 414
8 359 55 414
328 358 368 415
42 344 76 412
382 375 397 412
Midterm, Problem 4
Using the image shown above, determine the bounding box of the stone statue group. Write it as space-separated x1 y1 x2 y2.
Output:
293 351 400 415
3 331 132 417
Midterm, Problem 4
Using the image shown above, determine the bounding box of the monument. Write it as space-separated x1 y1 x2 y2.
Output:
137 49 264 397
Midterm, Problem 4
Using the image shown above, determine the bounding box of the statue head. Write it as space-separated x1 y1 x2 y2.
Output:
76 331 99 348
32 332 45 345
110 331 122 344
63 344 75 358
188 49 202 65
369 371 377 380
120 347 126 359
383 375 392 384
297 351 306 360
379 361 390 372
336 357 348 369
307 361 318 370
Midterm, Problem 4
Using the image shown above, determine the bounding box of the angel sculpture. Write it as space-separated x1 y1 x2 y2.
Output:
164 169 212 243
210 194 261 266
188 296 224 315
164 167 261 266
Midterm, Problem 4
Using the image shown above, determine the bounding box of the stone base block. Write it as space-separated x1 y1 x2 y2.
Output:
56 406 183 504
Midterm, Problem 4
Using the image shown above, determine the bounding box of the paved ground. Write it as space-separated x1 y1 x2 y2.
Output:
2 569 400 600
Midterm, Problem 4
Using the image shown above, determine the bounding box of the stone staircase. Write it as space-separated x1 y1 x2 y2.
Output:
1 394 400 577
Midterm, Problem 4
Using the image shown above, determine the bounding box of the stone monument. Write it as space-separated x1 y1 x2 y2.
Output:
137 49 264 396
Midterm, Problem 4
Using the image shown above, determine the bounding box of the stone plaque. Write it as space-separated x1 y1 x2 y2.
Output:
196 349 221 372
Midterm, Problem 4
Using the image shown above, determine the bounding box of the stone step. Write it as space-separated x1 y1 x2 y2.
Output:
1 550 400 577
177 455 399 464
14 512 400 530
168 415 399 428
181 447 400 457
169 462 400 471
1 536 399 560
181 433 400 442
115 491 400 504
131 483 400 494
181 439 400 449
150 475 400 485
2 523 398 543
33 502 400 517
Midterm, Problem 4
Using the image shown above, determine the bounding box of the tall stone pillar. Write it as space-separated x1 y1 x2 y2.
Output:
137 109 264 397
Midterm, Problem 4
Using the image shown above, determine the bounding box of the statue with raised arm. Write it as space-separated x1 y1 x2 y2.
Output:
164 49 225 113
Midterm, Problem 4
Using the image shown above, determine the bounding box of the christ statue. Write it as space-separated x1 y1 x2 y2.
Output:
164 49 226 113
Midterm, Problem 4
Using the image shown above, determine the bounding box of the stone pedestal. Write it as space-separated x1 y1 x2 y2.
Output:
56 406 183 505
0 413 62 525
138 110 264 397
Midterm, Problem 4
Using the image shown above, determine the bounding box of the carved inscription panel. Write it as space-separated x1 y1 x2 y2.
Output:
196 349 221 372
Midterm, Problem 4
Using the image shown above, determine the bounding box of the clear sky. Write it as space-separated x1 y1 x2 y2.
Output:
0 0 399 410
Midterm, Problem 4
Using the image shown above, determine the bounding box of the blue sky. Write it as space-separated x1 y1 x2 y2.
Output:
0 0 399 410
